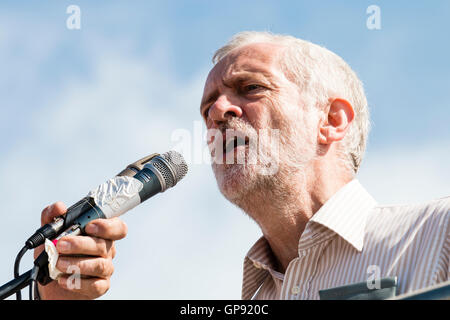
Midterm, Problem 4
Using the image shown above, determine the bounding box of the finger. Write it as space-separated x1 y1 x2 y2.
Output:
57 276 110 299
41 201 67 226
56 256 114 278
85 217 128 241
35 201 68 260
110 243 117 259
56 235 113 258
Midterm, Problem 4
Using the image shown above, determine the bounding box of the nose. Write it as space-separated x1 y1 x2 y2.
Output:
207 95 243 127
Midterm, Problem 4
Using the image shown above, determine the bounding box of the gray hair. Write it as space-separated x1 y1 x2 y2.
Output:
213 31 370 173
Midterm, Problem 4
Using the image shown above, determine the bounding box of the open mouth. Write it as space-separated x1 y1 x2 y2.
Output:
223 135 249 155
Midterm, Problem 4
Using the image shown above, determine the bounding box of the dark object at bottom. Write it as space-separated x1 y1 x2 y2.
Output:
319 276 397 300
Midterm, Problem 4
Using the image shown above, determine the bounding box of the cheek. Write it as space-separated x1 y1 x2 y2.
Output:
245 94 289 129
273 104 320 148
241 102 267 129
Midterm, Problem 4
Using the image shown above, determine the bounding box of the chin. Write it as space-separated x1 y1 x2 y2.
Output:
212 163 257 203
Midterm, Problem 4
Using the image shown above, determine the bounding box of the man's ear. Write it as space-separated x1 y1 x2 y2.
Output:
318 98 355 145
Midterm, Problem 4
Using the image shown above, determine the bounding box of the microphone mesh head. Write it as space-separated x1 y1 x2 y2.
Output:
148 151 188 190
161 151 188 184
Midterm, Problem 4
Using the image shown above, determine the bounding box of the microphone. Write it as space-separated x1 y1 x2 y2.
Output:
34 150 188 285
25 153 160 249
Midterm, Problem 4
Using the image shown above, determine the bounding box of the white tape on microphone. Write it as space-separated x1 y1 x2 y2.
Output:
43 176 144 281
87 175 144 219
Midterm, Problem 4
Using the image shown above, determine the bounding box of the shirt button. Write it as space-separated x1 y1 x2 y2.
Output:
253 261 262 269
291 286 300 295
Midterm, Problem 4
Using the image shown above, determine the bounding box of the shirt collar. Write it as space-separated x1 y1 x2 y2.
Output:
242 179 377 299
307 179 377 252
242 237 277 299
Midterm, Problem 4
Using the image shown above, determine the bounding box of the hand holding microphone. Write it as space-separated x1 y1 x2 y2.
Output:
33 202 125 299
31 151 188 300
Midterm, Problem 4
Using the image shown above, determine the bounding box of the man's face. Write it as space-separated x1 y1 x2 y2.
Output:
200 43 319 202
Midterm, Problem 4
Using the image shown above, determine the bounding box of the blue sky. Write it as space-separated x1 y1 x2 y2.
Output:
0 1 449 299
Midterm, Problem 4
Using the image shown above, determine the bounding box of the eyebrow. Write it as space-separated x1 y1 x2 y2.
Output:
199 70 275 115
224 70 272 85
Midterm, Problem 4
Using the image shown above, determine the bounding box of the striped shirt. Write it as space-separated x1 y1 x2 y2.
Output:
242 179 450 300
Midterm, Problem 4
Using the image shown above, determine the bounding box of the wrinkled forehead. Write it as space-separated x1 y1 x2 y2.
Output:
204 43 286 89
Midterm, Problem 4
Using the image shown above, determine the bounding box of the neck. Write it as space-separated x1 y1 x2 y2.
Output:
234 159 354 273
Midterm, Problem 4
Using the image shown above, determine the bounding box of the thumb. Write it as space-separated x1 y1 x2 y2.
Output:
35 201 67 259
41 201 67 226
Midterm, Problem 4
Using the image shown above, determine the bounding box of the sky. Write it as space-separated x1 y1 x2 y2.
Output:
0 1 449 299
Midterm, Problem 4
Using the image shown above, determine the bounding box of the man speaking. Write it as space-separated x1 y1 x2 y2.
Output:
37 31 449 299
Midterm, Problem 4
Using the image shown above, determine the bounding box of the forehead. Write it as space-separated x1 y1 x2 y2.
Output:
205 42 286 88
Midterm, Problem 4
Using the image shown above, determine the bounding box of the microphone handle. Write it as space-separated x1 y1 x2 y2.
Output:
34 204 105 285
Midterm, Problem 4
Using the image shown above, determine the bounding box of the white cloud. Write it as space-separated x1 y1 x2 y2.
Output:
359 144 450 205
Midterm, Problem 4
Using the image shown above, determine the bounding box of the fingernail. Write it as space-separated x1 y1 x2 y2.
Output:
57 240 71 253
85 223 98 235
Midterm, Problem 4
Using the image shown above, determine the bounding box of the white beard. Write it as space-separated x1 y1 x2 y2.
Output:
211 115 317 207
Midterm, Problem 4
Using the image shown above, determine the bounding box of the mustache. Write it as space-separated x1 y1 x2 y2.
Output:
216 117 253 133
207 118 257 146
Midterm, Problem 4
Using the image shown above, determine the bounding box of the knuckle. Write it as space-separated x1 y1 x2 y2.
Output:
97 239 108 257
110 244 117 259
121 221 128 237
73 259 85 273
92 280 108 296
96 258 108 276
110 218 128 238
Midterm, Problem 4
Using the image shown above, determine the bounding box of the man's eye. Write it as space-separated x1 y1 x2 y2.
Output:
243 84 263 92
